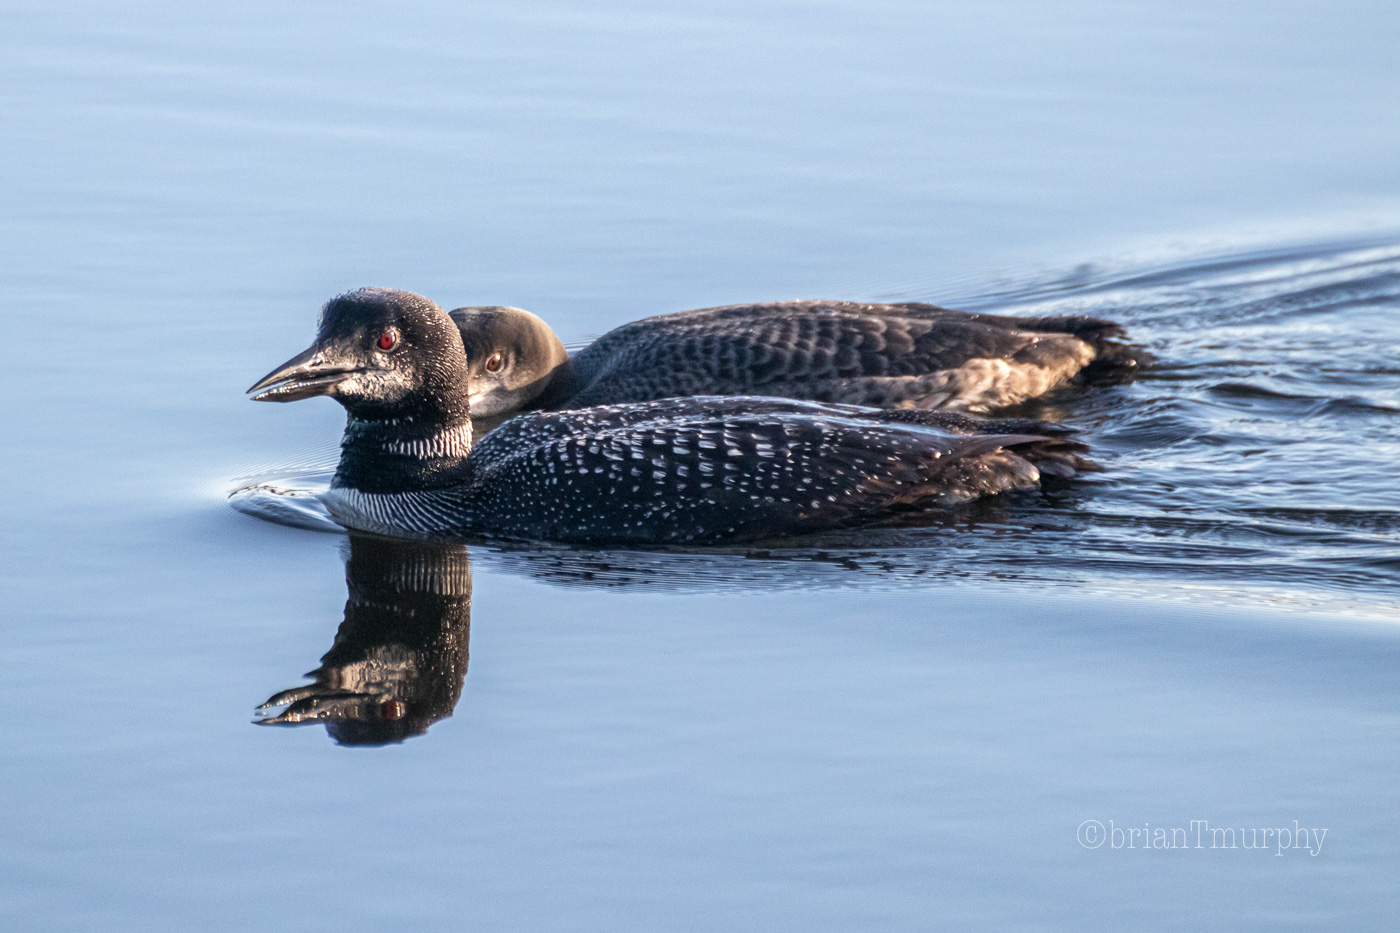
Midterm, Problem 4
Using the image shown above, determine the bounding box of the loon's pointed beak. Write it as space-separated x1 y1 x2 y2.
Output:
247 344 357 402
253 685 397 726
255 685 325 710
254 687 359 725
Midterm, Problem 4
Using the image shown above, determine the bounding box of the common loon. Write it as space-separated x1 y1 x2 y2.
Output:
248 288 1098 546
452 300 1140 418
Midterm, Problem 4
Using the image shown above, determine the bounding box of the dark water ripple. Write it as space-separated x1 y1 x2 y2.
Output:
231 237 1400 611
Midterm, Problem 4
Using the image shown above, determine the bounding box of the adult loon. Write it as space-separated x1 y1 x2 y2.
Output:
248 288 1097 546
452 300 1140 418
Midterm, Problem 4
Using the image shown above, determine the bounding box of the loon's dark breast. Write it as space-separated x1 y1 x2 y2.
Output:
453 300 1141 418
324 396 1092 546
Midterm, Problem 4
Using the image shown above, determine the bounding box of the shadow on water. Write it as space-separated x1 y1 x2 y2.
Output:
231 235 1400 614
254 534 472 746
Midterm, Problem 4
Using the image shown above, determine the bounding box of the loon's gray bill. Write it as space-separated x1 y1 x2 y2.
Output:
248 344 357 402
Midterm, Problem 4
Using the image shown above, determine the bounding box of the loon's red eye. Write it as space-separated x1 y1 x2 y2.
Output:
380 699 407 720
377 331 397 351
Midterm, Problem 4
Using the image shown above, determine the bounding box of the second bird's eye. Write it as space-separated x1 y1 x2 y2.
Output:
377 331 397 351
484 352 505 373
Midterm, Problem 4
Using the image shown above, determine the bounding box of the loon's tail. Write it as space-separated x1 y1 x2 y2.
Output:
1008 313 1149 383
870 433 1094 513
868 407 1098 479
1001 435 1100 479
870 408 1078 437
1003 313 1124 341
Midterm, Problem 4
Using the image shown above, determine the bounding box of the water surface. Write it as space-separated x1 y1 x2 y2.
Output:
3 1 1399 930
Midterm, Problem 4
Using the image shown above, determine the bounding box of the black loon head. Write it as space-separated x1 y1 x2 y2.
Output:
248 287 471 421
249 288 476 492
448 305 573 416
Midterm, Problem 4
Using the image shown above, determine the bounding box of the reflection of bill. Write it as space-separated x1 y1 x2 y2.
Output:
255 534 472 746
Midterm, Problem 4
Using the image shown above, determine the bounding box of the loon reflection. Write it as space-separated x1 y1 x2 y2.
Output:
255 534 472 746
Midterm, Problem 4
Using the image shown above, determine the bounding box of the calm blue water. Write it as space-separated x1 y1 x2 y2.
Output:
4 2 1400 930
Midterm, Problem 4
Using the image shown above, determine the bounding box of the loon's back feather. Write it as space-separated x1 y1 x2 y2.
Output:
455 299 1141 417
420 397 1089 544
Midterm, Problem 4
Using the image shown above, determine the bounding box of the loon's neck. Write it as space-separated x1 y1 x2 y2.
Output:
533 356 579 410
333 413 475 494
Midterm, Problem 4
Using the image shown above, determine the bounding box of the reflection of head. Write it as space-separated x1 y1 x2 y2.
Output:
255 534 472 746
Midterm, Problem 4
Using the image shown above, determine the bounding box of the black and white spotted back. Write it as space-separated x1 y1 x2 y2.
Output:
421 397 1088 544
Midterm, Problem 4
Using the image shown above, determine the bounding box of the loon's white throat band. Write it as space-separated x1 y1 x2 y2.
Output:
346 417 474 460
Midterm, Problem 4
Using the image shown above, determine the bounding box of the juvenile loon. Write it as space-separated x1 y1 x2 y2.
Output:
248 288 1098 546
452 300 1140 418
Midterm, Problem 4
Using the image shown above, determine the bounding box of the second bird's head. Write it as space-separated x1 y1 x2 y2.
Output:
248 287 470 421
